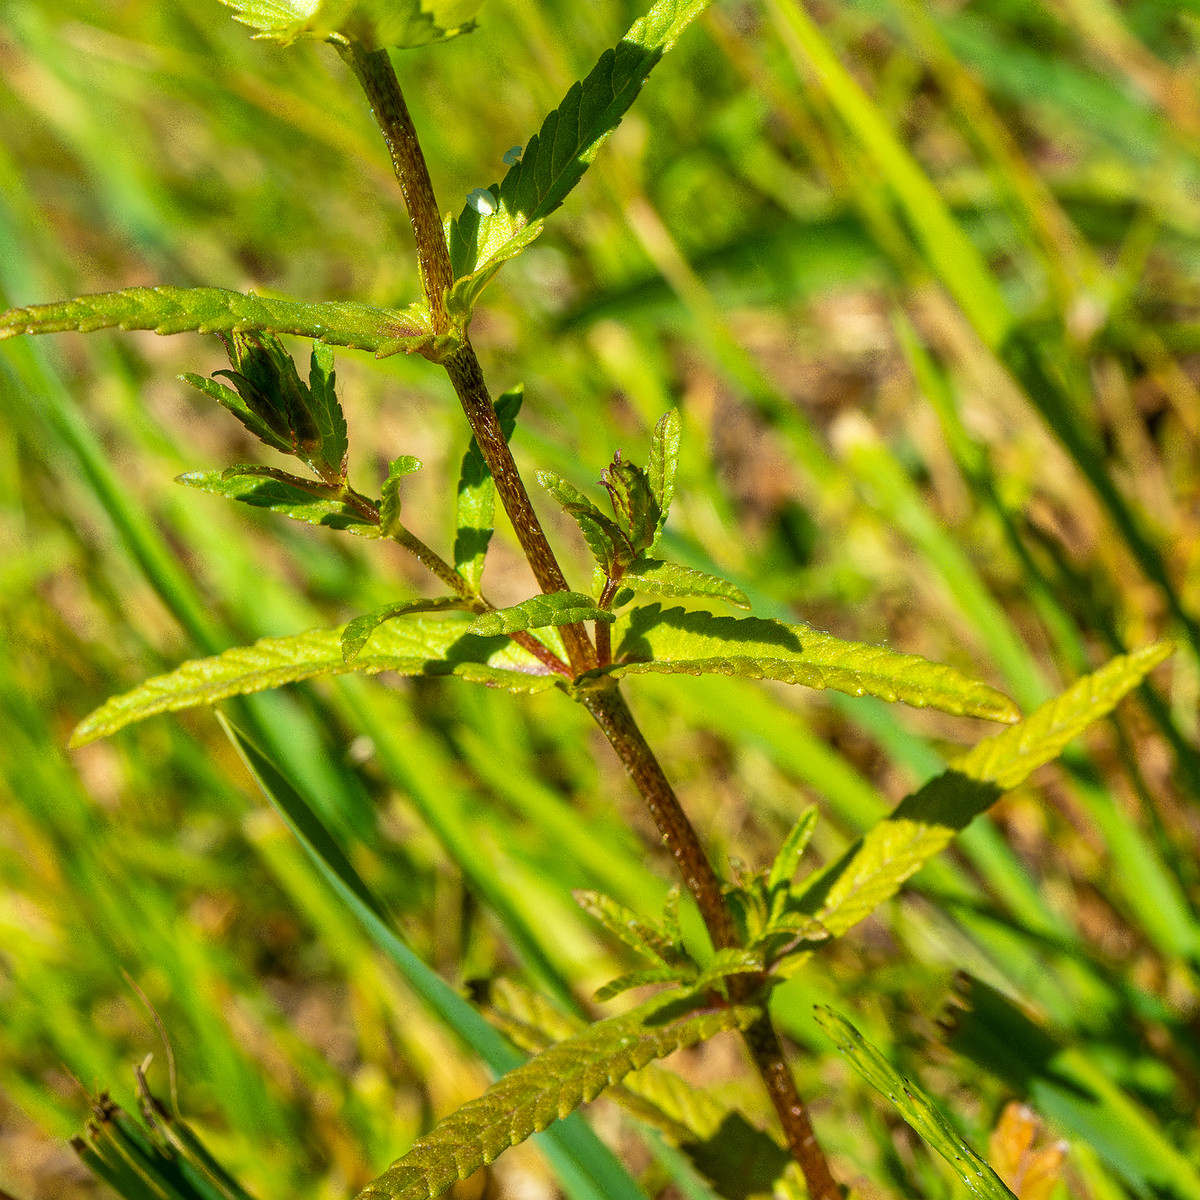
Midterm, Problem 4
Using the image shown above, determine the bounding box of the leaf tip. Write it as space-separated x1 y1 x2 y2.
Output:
67 722 97 749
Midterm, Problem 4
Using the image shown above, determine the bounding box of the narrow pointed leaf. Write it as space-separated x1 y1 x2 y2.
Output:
595 967 694 1002
647 410 681 551
0 287 450 358
455 386 523 592
180 371 294 453
767 807 818 895
691 948 764 992
445 0 712 320
468 593 614 638
218 0 485 49
307 342 348 479
574 889 690 966
355 989 760 1200
601 605 1020 723
943 975 1200 1200
621 559 750 609
379 455 423 534
538 470 630 574
221 721 647 1200
71 618 563 745
342 598 473 663
602 458 660 552
953 641 1174 789
178 470 378 534
814 1008 1017 1200
795 641 1174 936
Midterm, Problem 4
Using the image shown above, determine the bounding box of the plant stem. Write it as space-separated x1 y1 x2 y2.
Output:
582 684 840 1200
340 33 836 1195
335 40 451 334
443 345 597 673
582 686 737 947
338 39 596 674
741 1014 842 1200
595 577 620 667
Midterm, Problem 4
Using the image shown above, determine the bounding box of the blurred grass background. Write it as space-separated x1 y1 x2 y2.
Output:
1 1 1199 1197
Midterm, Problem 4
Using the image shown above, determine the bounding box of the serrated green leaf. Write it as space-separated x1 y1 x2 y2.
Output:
342 597 473 663
814 1008 1017 1200
468 593 614 638
766 807 818 897
482 979 792 1200
537 470 631 574
455 386 523 592
621 559 750 609
0 286 451 357
180 371 294 454
691 948 764 993
953 641 1174 789
795 642 1174 937
573 890 690 967
485 978 584 1049
379 455 423 535
71 618 563 746
647 410 681 552
218 330 318 456
445 0 712 321
219 0 485 50
595 967 695 1002
355 989 760 1200
750 910 828 971
597 605 1020 723
307 342 348 479
177 470 378 534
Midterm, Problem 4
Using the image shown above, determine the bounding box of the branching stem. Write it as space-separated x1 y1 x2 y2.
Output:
340 39 595 675
340 40 838 1197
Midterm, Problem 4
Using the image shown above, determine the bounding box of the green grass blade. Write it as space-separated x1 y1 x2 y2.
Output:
814 1007 1017 1200
945 975 1200 1200
765 0 1011 347
221 717 651 1200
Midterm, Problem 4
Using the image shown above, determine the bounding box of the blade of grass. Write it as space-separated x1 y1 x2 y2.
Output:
220 716 649 1200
